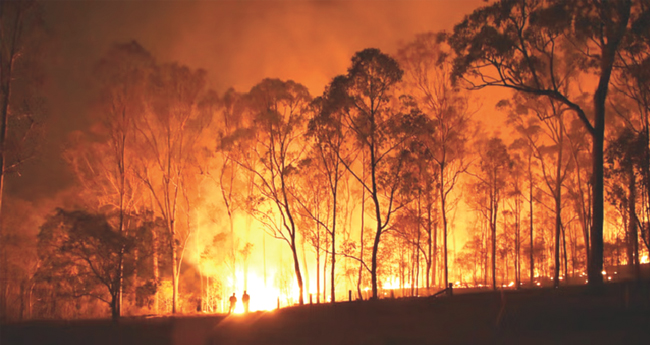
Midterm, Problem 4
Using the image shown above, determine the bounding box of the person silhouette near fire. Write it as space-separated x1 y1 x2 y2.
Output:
228 293 237 314
242 291 250 313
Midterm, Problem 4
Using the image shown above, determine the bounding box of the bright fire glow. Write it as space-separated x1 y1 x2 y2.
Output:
221 269 288 314
228 272 282 314
641 255 649 264
383 278 400 290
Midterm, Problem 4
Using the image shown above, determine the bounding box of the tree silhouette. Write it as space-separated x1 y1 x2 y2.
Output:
449 0 637 287
398 33 473 289
136 62 212 313
325 48 423 299
64 41 153 317
606 128 646 278
36 209 150 320
223 78 312 305
469 136 512 290
503 94 573 287
303 92 353 303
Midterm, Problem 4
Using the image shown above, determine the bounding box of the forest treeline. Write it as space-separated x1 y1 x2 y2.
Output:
1 0 650 321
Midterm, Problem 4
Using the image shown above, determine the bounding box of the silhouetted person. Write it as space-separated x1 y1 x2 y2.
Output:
242 291 250 313
228 293 237 314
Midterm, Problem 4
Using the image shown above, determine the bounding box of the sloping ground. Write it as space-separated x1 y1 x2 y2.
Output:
1 314 224 345
2 283 650 345
207 283 650 345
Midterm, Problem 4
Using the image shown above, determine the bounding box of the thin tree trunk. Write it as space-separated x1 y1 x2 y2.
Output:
433 214 437 288
440 162 450 289
357 179 365 300
491 174 498 290
529 154 535 286
426 200 432 290
562 224 568 281
331 180 337 303
290 235 304 305
628 165 640 281
323 246 328 303
316 228 320 304
171 220 178 313
553 117 563 288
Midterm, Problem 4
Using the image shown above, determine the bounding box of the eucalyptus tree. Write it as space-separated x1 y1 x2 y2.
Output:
503 94 573 287
449 0 639 286
213 88 247 297
297 92 355 303
64 41 154 317
324 48 424 299
509 135 540 286
135 63 213 313
398 33 473 289
605 128 646 278
611 12 650 258
468 136 512 290
222 78 312 305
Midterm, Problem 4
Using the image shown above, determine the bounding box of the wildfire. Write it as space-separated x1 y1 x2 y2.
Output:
641 255 649 264
198 256 291 314
382 278 401 290
229 270 290 313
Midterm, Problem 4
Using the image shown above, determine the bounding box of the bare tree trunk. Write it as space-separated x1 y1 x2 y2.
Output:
529 155 535 286
433 215 438 288
330 180 337 303
553 112 564 288
491 178 498 291
426 200 432 290
170 220 178 313
323 247 328 303
439 163 448 289
357 183 365 300
415 193 421 296
628 165 640 281
371 213 381 299
290 236 304 305
152 221 159 313
316 230 320 304
515 191 521 289
562 224 568 281
370 141 383 299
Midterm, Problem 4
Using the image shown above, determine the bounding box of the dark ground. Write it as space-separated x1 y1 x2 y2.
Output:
3 282 650 345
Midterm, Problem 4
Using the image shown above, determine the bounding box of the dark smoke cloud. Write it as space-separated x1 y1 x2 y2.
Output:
7 0 484 201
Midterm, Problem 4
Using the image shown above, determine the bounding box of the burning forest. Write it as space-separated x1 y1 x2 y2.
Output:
1 0 650 329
